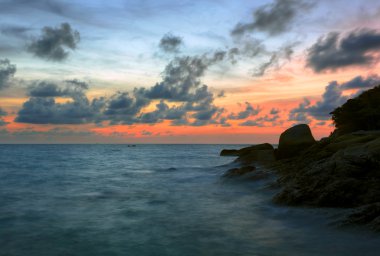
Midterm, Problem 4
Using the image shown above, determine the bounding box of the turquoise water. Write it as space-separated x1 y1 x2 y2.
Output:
0 144 379 256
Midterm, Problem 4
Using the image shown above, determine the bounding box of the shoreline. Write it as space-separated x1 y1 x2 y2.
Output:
220 124 380 232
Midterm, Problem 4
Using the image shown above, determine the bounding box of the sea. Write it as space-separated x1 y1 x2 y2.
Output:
0 144 379 256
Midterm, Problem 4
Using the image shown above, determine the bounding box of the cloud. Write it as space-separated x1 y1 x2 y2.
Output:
289 98 312 123
228 38 266 62
17 53 226 126
231 0 313 37
270 108 280 115
159 33 183 53
252 44 295 76
0 24 31 39
27 80 89 97
103 91 150 125
0 108 7 126
289 75 380 121
15 96 105 125
340 74 380 89
144 53 230 101
141 130 152 136
0 59 16 90
0 59 16 126
238 109 282 127
239 120 264 127
27 23 80 61
306 29 380 72
228 102 261 120
0 0 72 17
11 127 96 137
16 80 106 124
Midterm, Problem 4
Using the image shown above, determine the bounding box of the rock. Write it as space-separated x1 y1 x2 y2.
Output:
223 166 256 178
220 143 275 164
342 203 380 232
220 143 274 157
273 133 380 208
277 124 316 159
220 149 239 156
235 149 275 164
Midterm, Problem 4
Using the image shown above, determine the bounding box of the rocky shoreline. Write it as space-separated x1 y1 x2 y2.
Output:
220 124 380 232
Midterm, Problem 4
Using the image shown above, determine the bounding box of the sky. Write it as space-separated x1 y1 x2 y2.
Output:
0 0 380 144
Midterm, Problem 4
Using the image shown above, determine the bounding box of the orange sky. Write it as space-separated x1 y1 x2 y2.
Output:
0 0 380 143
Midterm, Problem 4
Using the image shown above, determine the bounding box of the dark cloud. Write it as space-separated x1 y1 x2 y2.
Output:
0 108 6 116
228 102 261 120
315 121 326 126
228 38 266 62
65 79 89 90
27 23 80 61
159 33 183 53
252 44 295 76
219 117 231 127
0 108 7 126
141 130 152 136
0 0 71 17
17 81 105 124
143 53 229 102
270 108 280 115
238 110 282 127
239 120 264 127
17 53 226 126
340 74 380 89
307 81 347 120
0 59 16 127
289 98 312 123
28 81 66 97
231 0 312 37
306 29 380 72
0 59 16 90
15 96 105 125
103 91 150 125
289 75 380 121
11 127 95 137
27 80 89 97
0 24 31 39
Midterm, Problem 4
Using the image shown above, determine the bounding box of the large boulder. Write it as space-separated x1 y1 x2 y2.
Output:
277 124 316 159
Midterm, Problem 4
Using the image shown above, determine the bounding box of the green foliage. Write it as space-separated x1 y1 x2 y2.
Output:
331 85 380 135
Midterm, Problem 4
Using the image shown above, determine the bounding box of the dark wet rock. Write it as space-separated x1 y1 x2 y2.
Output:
235 149 275 164
220 149 239 156
341 203 380 232
277 124 316 159
220 143 274 157
220 143 275 165
223 166 256 178
222 165 271 181
273 133 380 208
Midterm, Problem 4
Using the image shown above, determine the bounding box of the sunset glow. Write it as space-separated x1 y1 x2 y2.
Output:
1 0 380 143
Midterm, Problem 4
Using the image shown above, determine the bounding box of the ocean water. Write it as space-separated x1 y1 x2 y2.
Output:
0 144 379 256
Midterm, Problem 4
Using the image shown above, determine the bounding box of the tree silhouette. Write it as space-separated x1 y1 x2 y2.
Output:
330 85 380 135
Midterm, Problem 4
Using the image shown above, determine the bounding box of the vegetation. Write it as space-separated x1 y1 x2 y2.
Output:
331 85 380 135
